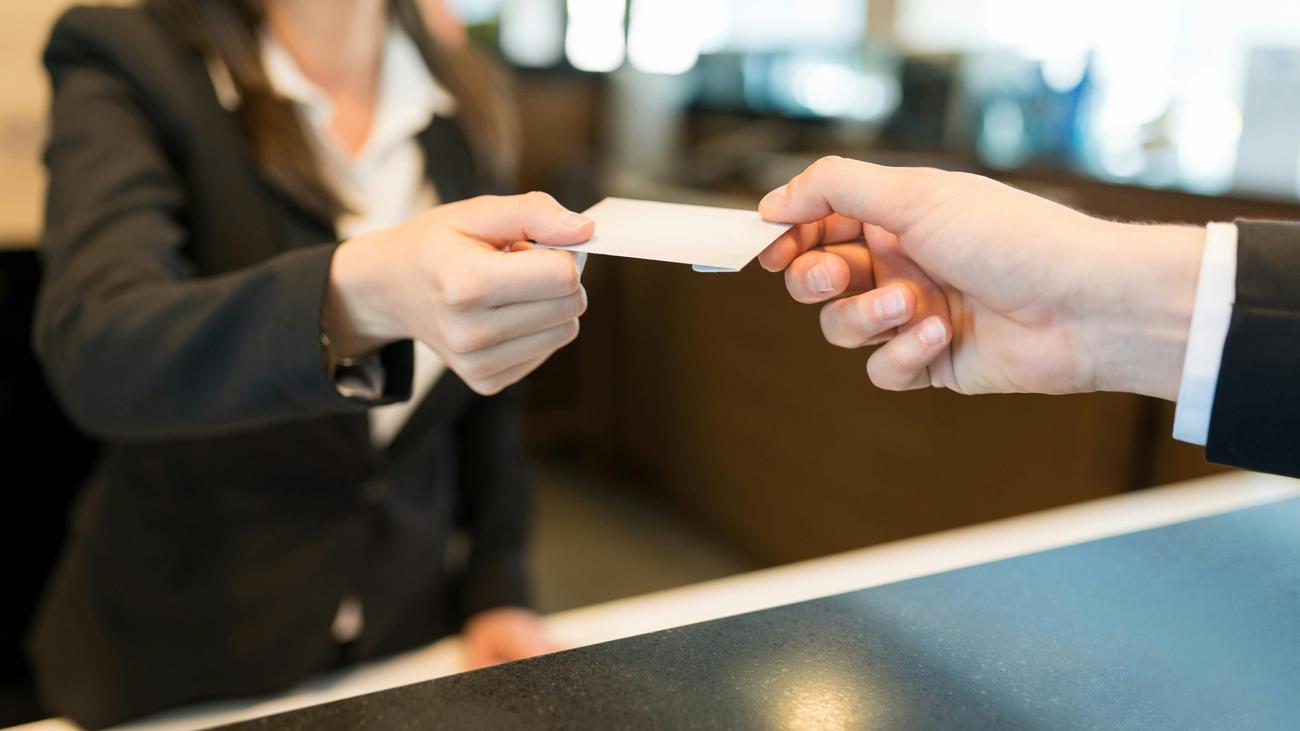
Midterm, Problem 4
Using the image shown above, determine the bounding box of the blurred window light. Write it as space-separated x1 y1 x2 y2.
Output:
1087 0 1180 125
741 54 769 112
697 0 732 54
1097 136 1146 179
978 98 1029 168
792 61 858 117
786 59 899 122
501 0 565 67
894 0 1003 53
1233 47 1300 198
898 0 1300 198
447 0 504 24
1039 54 1088 93
897 0 1103 56
628 0 701 75
985 0 1095 62
712 0 865 52
565 0 627 72
853 74 898 121
1173 85 1241 193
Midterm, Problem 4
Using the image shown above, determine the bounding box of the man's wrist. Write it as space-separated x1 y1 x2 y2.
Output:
1085 223 1204 401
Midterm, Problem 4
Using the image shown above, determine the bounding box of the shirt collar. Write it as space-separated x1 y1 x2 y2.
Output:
259 23 457 159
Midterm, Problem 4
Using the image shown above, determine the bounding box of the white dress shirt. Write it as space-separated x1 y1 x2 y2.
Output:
1173 223 1239 445
260 26 456 449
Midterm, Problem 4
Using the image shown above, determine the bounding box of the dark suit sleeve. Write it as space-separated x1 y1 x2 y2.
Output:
454 384 533 618
35 50 411 441
1205 219 1300 477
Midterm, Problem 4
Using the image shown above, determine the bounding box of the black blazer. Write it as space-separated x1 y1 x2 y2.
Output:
1206 220 1300 478
30 6 531 727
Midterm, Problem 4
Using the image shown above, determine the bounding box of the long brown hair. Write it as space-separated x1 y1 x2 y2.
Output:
146 0 518 222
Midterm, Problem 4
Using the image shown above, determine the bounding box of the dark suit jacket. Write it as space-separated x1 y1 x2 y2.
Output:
30 6 531 727
1206 220 1300 478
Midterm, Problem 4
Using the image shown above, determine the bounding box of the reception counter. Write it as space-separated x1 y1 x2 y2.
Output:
14 471 1299 730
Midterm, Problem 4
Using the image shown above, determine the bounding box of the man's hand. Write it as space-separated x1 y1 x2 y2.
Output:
758 157 1205 401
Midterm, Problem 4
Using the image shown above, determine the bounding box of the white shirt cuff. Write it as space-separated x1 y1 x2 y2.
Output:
1172 223 1237 445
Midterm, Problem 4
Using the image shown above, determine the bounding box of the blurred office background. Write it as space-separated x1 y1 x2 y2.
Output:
5 0 1300 723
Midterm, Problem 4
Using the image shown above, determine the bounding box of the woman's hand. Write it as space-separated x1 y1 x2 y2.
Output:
462 607 559 670
326 192 593 395
758 157 1205 401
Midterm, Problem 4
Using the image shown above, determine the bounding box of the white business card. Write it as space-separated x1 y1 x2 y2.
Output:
536 197 791 272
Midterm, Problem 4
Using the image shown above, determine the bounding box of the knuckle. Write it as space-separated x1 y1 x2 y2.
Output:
795 155 863 202
810 155 847 177
886 343 925 389
885 341 911 372
554 263 581 295
441 277 488 309
820 302 862 349
550 319 581 349
946 170 980 186
523 190 557 208
573 287 589 317
471 378 505 396
796 220 824 248
867 356 905 392
820 323 853 349
450 194 499 219
464 194 495 208
458 358 492 382
854 293 882 326
444 333 472 355
796 157 832 192
446 326 491 355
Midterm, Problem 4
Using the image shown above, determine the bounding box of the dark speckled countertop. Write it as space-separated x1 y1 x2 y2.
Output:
220 497 1300 730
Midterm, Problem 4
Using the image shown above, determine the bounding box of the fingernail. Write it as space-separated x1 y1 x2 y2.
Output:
562 212 592 228
875 287 906 321
760 184 788 210
917 316 947 346
808 260 834 296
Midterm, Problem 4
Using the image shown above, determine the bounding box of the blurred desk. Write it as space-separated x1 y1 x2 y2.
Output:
12 470 1297 730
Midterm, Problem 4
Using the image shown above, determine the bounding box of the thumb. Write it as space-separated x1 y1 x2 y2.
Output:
440 191 595 248
758 156 938 234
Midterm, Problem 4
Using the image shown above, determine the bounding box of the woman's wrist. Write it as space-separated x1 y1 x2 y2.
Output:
1082 222 1205 401
324 235 408 360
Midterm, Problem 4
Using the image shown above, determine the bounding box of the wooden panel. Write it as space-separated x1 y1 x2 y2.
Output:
1142 401 1231 486
513 71 606 195
600 257 1146 563
0 0 132 246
